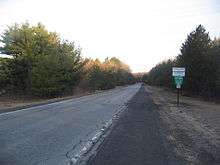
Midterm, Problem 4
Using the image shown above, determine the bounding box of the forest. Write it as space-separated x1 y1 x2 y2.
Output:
0 23 135 97
143 25 220 98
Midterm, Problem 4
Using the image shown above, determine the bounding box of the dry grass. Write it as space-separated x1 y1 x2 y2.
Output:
146 85 220 165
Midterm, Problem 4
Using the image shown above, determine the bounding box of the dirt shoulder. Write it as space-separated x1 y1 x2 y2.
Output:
146 85 220 165
87 85 183 165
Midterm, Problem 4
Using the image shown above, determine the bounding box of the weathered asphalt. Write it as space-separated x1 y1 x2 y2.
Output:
88 85 179 165
0 84 141 165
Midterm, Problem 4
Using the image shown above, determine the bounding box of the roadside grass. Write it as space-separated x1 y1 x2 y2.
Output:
146 85 220 164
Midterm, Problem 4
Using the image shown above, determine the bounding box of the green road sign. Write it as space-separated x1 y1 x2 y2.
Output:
174 76 183 86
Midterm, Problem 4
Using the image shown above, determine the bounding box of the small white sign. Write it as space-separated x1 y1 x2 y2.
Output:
172 67 185 77
176 84 181 89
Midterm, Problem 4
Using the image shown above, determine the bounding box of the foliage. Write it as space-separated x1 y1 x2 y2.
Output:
0 58 11 90
82 57 135 90
208 38 220 97
142 73 148 83
144 25 220 98
0 23 84 96
146 60 174 87
0 22 135 97
176 25 212 95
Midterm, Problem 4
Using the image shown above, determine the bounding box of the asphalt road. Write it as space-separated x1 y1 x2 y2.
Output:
0 84 141 165
88 85 182 165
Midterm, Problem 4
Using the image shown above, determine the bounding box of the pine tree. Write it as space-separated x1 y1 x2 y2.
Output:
177 25 212 95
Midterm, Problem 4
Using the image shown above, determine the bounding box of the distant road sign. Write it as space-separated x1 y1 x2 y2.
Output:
174 76 183 85
172 67 185 106
172 67 185 77
175 76 183 89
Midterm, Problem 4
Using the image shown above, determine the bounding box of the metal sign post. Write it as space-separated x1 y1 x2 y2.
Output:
177 88 180 106
172 67 185 107
174 76 183 106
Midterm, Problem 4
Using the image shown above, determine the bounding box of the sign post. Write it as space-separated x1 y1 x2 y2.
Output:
172 67 185 106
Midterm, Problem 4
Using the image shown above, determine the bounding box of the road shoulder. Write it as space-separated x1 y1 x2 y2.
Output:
87 85 182 165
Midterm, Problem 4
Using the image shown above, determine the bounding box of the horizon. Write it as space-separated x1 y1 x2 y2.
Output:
1 0 220 72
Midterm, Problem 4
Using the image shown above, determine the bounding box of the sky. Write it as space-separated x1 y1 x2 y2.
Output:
0 0 220 72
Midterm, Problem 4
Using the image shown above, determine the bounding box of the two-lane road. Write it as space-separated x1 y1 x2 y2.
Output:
0 84 141 165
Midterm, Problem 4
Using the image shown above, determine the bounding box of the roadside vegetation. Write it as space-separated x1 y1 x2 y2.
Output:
143 25 220 98
0 22 135 97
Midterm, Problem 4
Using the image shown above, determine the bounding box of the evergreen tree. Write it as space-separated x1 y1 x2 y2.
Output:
176 25 212 95
0 22 84 96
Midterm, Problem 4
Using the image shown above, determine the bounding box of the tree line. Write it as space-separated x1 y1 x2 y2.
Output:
143 25 220 98
0 23 135 97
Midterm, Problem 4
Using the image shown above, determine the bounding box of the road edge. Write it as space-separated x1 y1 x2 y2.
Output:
0 86 128 115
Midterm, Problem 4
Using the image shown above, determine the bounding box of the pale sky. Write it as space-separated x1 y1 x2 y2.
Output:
0 0 220 72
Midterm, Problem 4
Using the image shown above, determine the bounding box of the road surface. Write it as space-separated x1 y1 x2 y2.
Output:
0 84 141 165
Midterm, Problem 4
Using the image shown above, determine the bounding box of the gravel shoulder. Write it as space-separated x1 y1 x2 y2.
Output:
87 85 182 165
146 85 220 165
